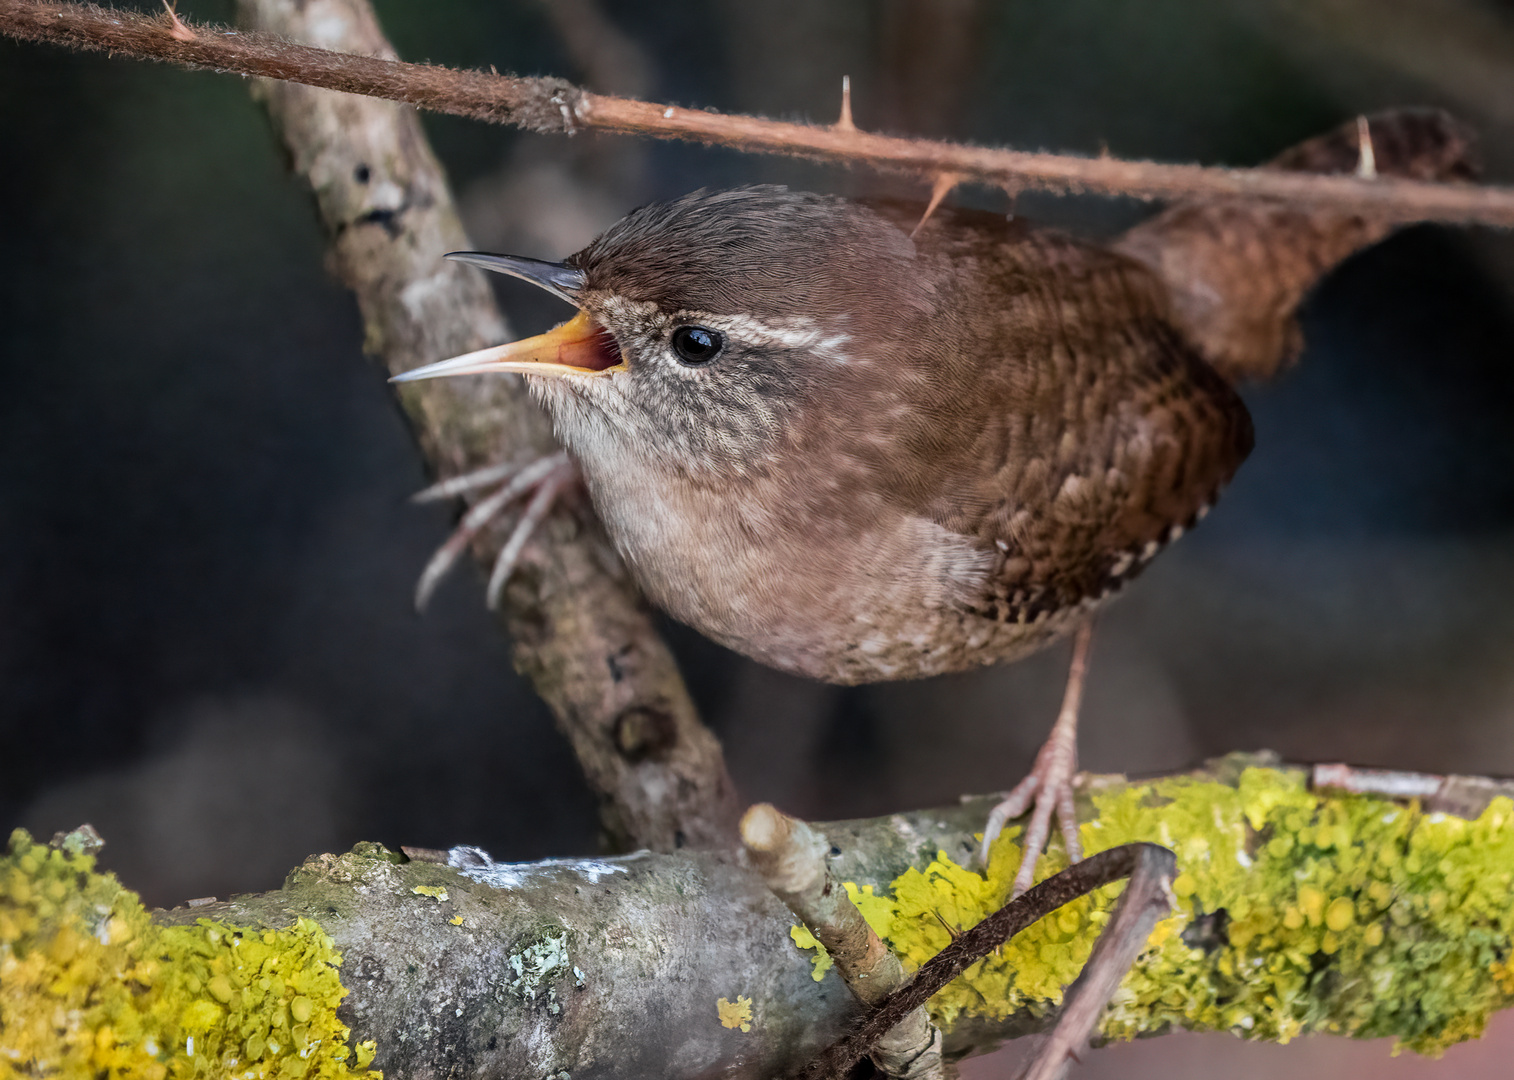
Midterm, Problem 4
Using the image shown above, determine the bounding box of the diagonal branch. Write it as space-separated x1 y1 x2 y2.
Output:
4 0 1514 224
231 0 739 854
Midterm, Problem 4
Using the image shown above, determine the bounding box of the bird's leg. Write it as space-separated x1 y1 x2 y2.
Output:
981 620 1095 897
412 450 577 611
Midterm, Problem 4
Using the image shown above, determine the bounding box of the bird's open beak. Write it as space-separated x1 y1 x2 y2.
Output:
391 310 623 382
390 253 625 383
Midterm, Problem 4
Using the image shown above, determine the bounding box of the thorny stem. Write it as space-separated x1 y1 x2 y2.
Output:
3 0 1514 225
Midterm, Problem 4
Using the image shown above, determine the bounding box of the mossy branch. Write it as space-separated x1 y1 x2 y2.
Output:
3 0 1514 224
4 756 1514 1079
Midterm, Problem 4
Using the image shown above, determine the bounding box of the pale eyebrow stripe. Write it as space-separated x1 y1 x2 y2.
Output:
680 312 854 360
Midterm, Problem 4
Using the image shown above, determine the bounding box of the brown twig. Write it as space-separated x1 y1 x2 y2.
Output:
798 843 1174 1080
1019 844 1174 1080
743 804 948 1078
1311 762 1514 820
4 0 1514 225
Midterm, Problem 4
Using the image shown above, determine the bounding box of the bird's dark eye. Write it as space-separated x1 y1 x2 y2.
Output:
671 325 723 365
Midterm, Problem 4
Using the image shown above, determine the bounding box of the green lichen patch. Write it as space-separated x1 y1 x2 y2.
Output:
1 829 380 1079
796 767 1514 1055
284 845 403 894
506 925 577 1015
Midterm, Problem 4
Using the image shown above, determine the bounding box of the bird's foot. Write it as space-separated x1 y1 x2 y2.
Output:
412 449 577 611
980 621 1094 897
981 721 1082 898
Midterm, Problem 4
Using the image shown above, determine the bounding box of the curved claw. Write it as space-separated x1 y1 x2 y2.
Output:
412 451 575 611
485 466 575 610
412 460 527 504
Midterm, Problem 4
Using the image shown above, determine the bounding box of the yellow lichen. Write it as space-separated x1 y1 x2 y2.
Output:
789 884 898 983
791 766 1514 1055
0 828 381 1079
789 925 832 982
716 995 753 1032
410 885 448 902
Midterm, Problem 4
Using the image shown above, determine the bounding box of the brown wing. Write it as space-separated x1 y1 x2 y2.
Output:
875 204 1254 624
1113 108 1477 383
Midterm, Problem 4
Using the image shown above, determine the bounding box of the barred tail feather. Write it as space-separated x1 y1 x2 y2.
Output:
1115 109 1479 384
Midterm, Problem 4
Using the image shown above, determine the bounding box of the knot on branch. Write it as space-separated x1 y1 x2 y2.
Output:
613 704 678 762
511 75 585 134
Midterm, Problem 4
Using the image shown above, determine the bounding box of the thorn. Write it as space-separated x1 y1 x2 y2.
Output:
1003 182 1022 222
929 910 961 942
162 0 196 41
1356 115 1377 179
910 172 959 238
834 75 856 133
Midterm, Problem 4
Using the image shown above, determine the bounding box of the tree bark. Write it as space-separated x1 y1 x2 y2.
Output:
235 0 739 854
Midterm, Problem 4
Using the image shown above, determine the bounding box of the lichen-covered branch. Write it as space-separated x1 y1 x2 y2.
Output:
231 0 737 853
4 0 1514 225
803 843 1176 1080
5 756 1513 1079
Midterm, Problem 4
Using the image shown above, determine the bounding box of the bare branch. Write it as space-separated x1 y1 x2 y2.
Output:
231 0 738 853
4 0 1514 225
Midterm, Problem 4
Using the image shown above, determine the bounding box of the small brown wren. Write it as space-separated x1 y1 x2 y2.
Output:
396 110 1475 892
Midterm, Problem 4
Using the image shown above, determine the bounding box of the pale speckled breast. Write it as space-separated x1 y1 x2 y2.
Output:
576 453 1095 684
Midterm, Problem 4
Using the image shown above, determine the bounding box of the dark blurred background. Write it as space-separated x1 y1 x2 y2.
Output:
3 0 1513 1074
